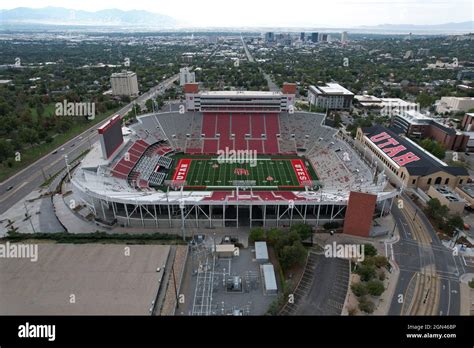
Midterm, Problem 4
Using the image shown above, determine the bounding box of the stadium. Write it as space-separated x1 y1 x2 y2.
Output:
71 83 397 236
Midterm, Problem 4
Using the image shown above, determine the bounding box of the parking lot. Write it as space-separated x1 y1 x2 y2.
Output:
281 253 350 315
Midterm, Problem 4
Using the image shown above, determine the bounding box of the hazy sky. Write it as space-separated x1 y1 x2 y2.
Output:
2 0 473 27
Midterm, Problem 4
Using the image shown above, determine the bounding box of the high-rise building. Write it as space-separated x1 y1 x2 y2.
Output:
110 71 139 97
265 32 274 43
300 32 305 41
179 67 196 86
341 31 348 43
311 32 319 43
321 34 328 42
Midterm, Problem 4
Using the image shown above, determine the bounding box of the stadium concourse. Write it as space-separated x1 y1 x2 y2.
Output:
70 85 397 237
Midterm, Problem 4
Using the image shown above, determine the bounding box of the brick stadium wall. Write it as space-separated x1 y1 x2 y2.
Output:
343 191 377 237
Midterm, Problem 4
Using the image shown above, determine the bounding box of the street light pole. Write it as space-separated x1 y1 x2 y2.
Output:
179 200 185 241
64 155 71 181
24 201 36 233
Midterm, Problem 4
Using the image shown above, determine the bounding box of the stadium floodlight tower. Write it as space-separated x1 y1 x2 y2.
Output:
179 199 186 241
64 154 71 181
288 199 295 227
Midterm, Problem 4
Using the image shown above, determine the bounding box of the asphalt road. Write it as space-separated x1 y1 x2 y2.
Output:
388 193 465 315
0 74 178 215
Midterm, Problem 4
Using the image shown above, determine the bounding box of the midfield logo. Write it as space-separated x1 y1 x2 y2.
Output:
234 168 250 176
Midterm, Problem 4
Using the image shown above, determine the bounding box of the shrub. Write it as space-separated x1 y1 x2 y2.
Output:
266 228 283 246
249 227 266 243
347 307 357 316
366 280 385 297
373 255 389 268
290 223 313 241
279 241 307 270
364 244 378 257
378 271 386 281
351 282 368 297
358 297 375 314
355 264 377 282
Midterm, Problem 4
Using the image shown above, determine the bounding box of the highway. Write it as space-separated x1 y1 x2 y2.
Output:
241 35 279 92
0 74 179 215
388 193 465 315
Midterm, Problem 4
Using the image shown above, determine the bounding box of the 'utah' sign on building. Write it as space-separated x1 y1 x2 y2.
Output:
369 132 420 166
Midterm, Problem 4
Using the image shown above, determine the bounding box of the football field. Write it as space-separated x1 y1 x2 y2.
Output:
170 156 317 190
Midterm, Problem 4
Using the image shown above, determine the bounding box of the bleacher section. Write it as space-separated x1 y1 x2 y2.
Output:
149 172 167 186
128 142 174 189
201 113 281 154
111 140 150 179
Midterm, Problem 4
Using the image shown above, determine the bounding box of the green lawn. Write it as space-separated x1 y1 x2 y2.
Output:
170 155 318 190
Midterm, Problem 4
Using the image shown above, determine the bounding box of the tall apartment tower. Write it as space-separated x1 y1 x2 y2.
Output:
179 67 196 86
110 71 139 97
341 31 348 43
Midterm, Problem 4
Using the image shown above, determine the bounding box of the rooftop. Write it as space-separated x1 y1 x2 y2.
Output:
459 184 474 198
255 241 269 260
310 83 354 96
111 71 136 78
199 90 283 97
432 185 466 203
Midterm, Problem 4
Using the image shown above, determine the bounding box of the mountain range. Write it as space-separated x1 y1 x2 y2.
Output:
0 7 178 28
0 7 472 32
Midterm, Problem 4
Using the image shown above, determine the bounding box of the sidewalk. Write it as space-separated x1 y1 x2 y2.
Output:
459 273 474 316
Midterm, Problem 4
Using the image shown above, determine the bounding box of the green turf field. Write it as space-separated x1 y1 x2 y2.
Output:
170 155 318 190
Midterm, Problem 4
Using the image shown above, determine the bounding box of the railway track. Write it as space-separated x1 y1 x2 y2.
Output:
400 198 440 315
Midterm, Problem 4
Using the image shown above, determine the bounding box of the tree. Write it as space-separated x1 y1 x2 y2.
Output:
290 223 313 241
445 215 464 233
426 198 449 222
366 280 385 296
351 282 368 297
364 244 378 257
249 227 266 243
19 128 39 145
358 297 375 314
266 228 283 246
279 241 307 270
356 264 377 282
416 92 437 108
0 139 14 163
145 99 153 112
372 255 389 268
